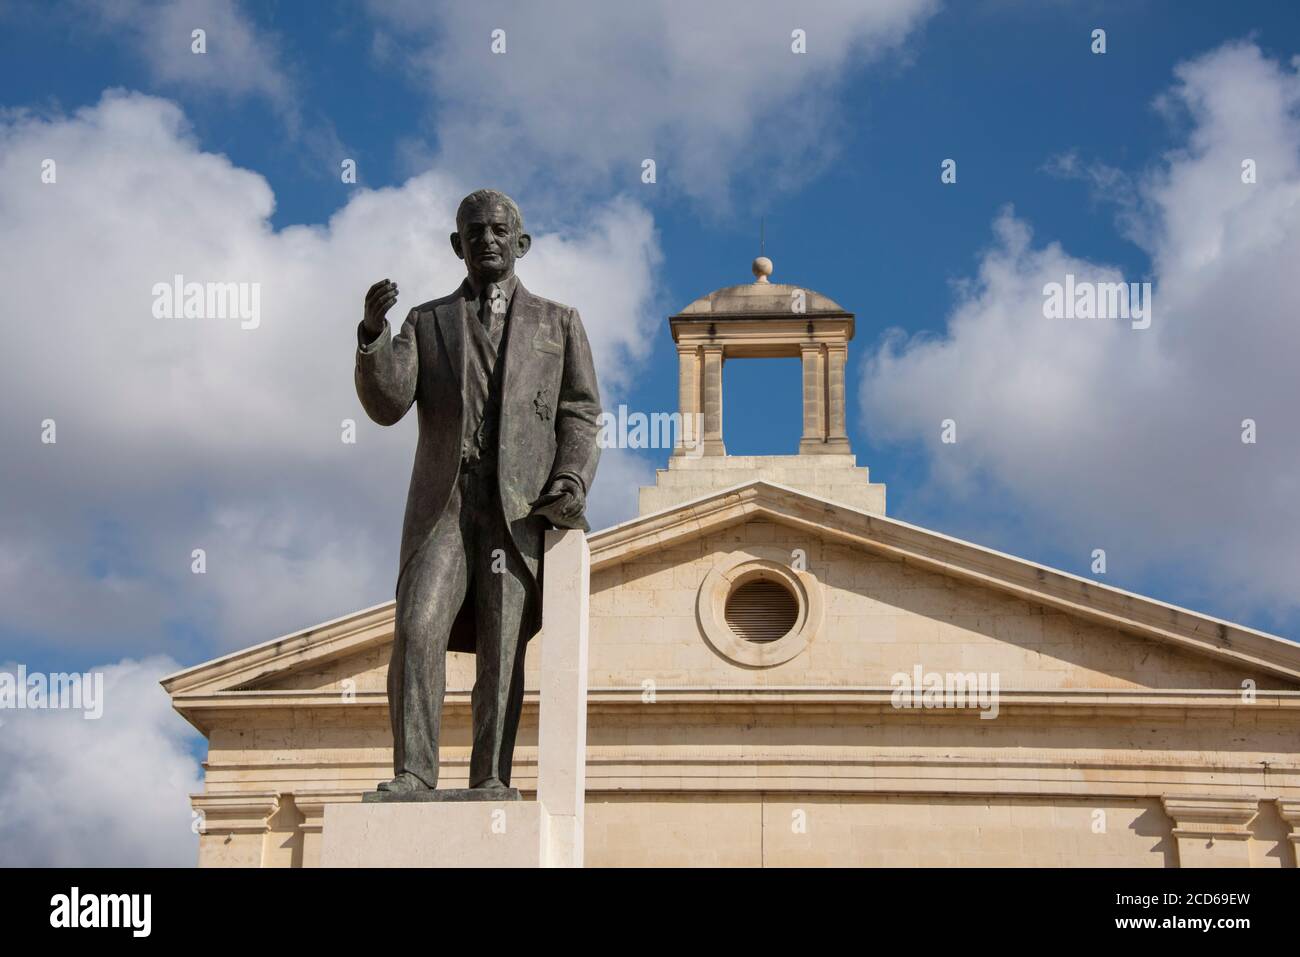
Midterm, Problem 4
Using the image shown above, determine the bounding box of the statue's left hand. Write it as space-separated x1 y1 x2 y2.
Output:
529 477 587 530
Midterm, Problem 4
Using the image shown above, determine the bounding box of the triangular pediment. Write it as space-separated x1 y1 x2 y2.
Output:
160 601 397 697
162 480 1300 708
588 481 1300 684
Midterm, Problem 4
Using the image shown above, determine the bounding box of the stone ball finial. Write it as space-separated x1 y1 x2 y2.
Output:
752 256 773 283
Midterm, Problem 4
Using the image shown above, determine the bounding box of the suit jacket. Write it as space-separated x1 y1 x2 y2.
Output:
354 278 602 653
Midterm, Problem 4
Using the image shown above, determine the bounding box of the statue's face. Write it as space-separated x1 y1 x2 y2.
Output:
452 201 530 282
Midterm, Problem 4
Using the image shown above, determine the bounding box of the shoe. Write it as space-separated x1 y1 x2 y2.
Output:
376 771 431 794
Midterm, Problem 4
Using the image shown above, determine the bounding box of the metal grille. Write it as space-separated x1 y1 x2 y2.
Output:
724 578 797 643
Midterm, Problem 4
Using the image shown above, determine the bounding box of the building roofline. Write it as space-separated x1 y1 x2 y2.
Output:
161 479 1300 700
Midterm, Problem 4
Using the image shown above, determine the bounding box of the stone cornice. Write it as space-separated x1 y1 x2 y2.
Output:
191 790 280 833
1278 798 1300 824
1277 799 1300 850
1161 795 1259 839
160 602 395 697
168 686 1300 735
290 789 362 831
670 315 856 356
190 775 1299 805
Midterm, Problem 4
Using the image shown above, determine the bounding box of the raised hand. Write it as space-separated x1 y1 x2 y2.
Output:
363 278 398 339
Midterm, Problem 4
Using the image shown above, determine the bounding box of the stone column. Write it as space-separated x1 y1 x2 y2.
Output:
675 346 702 456
1161 795 1257 867
799 344 826 454
825 344 850 453
192 791 279 867
537 528 591 867
701 346 726 456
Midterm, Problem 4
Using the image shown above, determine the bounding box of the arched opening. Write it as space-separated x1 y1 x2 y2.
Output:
720 356 803 455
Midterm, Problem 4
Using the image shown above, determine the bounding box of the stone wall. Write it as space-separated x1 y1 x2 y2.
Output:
638 454 886 516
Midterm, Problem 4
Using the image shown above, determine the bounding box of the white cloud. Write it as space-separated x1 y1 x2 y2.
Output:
0 656 203 866
0 90 663 653
861 42 1300 623
79 0 294 112
368 0 938 207
583 447 659 531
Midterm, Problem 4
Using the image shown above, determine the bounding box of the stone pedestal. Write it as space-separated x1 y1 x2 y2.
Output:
323 801 542 867
321 528 590 868
534 526 590 867
294 789 359 868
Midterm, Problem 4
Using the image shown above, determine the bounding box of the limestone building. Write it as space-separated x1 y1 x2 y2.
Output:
164 259 1300 867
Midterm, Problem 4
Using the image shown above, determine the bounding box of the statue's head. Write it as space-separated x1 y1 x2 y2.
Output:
451 189 531 286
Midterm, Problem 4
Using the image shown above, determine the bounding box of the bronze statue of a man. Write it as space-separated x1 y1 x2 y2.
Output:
354 189 601 795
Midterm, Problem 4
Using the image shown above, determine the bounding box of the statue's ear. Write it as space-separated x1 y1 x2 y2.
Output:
516 232 532 258
450 232 465 260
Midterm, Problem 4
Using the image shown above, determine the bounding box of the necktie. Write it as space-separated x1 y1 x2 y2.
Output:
480 283 505 328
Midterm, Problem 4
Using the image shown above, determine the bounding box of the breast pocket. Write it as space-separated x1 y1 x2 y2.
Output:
533 336 564 356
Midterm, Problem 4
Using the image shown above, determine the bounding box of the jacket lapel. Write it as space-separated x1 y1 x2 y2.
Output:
503 279 541 399
435 281 471 388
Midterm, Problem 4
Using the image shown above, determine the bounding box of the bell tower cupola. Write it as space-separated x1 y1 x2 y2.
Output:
669 257 854 457
638 258 886 517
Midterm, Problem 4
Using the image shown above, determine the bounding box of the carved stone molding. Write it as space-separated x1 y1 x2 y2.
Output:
191 790 280 835
1161 795 1258 867
1161 795 1258 838
1277 799 1300 854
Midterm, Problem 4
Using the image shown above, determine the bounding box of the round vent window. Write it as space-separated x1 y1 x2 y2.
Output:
696 555 823 667
725 578 798 643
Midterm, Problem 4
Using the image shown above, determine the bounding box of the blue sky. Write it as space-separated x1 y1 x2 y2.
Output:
2 0 1299 862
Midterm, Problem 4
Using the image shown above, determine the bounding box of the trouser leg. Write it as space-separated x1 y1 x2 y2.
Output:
388 483 468 788
466 487 539 787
